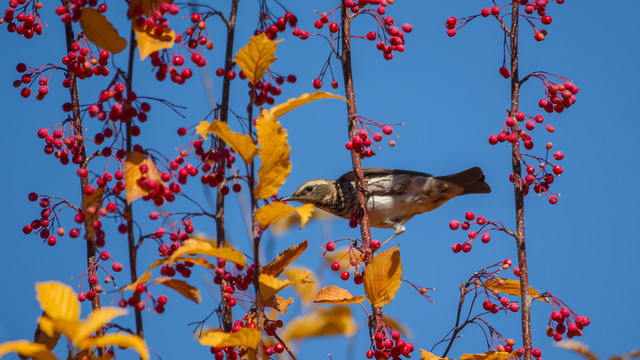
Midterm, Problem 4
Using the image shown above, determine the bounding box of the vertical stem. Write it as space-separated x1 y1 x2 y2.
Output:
508 4 533 360
125 22 144 339
216 0 240 333
340 0 382 337
61 0 103 354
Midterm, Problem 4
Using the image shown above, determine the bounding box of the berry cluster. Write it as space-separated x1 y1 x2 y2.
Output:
3 0 44 38
535 77 579 114
545 303 590 342
256 11 298 40
219 70 296 107
55 0 107 24
118 282 170 313
482 274 522 317
76 251 122 303
23 193 69 246
508 143 564 203
63 43 111 81
445 0 564 39
182 12 214 51
366 329 415 359
35 126 83 166
324 239 382 283
449 211 510 253
345 117 400 158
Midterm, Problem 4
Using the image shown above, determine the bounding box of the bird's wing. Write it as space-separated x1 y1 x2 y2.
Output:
338 169 434 182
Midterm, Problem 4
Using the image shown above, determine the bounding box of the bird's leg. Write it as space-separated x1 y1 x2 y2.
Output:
380 224 405 247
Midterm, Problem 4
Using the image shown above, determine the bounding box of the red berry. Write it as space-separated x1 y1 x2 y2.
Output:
465 211 475 220
340 271 350 280
326 241 336 251
331 262 340 271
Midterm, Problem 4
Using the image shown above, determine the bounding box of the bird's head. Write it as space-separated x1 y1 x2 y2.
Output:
281 179 337 208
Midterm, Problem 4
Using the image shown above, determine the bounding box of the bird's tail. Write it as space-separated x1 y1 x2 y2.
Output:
437 167 491 195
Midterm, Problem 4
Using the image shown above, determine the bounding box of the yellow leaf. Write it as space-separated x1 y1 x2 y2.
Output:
261 241 308 277
77 334 148 360
483 279 550 303
256 202 296 229
460 351 519 360
0 340 57 360
195 120 258 164
419 349 453 360
295 204 314 229
134 24 175 60
81 187 104 243
264 295 294 315
119 270 151 293
36 282 80 322
281 306 356 341
199 328 261 349
363 245 402 307
72 308 128 344
259 274 292 301
33 314 61 351
270 209 333 236
267 91 346 120
314 285 365 304
169 237 246 267
124 151 163 204
254 111 290 199
283 266 317 304
234 33 282 85
79 8 126 54
554 340 597 360
153 278 201 303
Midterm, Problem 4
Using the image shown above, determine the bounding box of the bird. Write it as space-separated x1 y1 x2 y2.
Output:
281 167 491 245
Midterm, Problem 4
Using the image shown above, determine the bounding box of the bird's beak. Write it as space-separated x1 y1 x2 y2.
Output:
280 195 294 202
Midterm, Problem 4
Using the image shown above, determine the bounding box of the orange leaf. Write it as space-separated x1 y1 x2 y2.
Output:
168 237 246 267
295 204 314 229
153 278 201 303
124 151 163 204
195 120 258 164
81 187 104 243
259 274 292 301
234 33 282 85
483 278 550 303
80 8 126 54
0 340 56 360
460 351 519 360
283 266 317 304
254 111 290 199
280 306 356 342
419 349 453 360
256 202 296 229
199 328 261 349
314 285 365 304
264 295 294 315
261 241 308 277
363 245 402 307
270 208 332 236
134 24 175 60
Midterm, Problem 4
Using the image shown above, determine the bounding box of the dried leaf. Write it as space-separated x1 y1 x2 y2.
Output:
259 274 292 301
281 306 356 341
264 295 294 315
256 202 296 230
267 91 346 120
199 328 261 349
314 285 365 304
134 24 175 60
169 237 246 267
283 266 317 304
460 351 519 360
363 245 402 308
0 340 57 360
234 33 282 85
554 341 597 360
36 282 80 322
483 279 550 303
295 204 314 229
124 151 163 204
254 111 290 199
153 278 201 303
32 314 61 351
195 120 258 164
81 187 104 243
72 308 128 343
79 8 126 54
261 241 308 277
77 334 148 360
419 349 453 360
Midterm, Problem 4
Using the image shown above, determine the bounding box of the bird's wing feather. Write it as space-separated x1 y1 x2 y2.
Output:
338 169 434 182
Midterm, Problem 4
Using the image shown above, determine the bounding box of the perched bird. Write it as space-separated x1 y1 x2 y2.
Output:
282 167 491 244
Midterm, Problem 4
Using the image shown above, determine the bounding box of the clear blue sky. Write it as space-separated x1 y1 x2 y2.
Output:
1 1 638 359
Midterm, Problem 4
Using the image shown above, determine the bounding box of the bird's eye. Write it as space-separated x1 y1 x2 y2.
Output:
305 186 313 192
